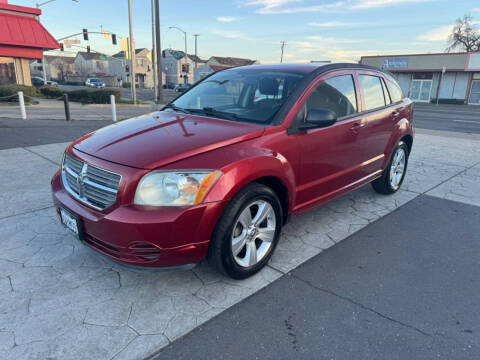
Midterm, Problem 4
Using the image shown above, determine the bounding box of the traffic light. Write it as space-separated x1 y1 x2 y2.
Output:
60 43 64 51
87 45 91 53
112 34 117 45
182 63 187 73
126 64 130 73
83 28 89 41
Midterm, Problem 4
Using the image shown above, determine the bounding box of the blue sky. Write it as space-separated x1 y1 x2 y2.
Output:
14 0 480 62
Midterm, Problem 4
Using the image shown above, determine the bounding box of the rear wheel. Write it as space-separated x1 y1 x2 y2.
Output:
372 141 409 194
208 183 283 279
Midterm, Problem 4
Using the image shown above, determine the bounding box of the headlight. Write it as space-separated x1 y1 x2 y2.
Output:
134 170 222 206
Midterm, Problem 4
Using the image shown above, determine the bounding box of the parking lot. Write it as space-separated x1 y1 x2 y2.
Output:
1 113 479 359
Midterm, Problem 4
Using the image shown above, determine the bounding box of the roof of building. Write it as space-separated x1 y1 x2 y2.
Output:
0 12 59 50
210 65 232 72
164 49 206 63
209 56 257 66
112 48 148 58
0 3 42 16
76 52 107 61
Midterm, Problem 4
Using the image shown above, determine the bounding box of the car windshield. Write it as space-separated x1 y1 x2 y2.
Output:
91 79 101 82
170 69 305 124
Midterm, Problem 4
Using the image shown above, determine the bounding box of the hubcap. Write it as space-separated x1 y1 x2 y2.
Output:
389 148 406 190
231 200 276 268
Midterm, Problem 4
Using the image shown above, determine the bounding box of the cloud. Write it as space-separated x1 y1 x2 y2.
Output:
309 21 360 27
350 0 432 9
416 25 452 42
212 30 256 41
216 16 238 22
306 35 365 43
244 0 434 14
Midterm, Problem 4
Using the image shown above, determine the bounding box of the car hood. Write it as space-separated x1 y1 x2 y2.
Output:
73 111 265 170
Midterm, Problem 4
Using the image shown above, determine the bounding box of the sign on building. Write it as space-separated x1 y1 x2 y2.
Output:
382 58 408 70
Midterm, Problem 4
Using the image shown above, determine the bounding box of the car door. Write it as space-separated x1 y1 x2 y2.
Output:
357 72 398 174
291 70 372 210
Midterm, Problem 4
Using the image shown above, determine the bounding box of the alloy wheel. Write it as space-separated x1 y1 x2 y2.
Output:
389 147 406 190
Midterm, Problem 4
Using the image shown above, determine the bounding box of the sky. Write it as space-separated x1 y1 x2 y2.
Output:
13 0 480 63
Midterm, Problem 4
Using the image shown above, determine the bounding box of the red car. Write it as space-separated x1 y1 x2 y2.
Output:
51 63 414 279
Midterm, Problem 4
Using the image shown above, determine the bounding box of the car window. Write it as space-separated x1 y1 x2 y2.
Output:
381 78 392 105
359 75 386 111
387 79 404 103
303 74 357 119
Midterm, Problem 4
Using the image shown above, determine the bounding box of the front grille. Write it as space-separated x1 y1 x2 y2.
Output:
62 154 121 210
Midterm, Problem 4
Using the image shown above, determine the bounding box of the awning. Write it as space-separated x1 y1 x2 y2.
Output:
0 12 59 59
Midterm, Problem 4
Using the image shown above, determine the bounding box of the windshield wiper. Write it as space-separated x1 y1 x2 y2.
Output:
187 107 239 121
164 104 190 114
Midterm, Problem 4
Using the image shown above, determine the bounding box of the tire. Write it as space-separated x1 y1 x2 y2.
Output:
207 183 283 279
372 141 409 194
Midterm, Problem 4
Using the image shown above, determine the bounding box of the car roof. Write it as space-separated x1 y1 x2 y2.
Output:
225 62 389 76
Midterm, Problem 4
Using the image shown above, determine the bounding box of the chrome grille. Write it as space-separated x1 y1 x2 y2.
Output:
62 154 121 210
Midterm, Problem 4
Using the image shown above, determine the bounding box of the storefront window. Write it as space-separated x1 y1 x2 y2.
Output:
0 57 17 85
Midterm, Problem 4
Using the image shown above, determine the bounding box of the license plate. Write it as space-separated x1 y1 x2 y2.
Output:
59 207 80 237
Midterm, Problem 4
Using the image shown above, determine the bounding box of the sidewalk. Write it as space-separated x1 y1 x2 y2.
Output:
1 130 479 359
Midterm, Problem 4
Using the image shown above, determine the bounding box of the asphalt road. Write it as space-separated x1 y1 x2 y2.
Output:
414 104 480 134
155 195 480 360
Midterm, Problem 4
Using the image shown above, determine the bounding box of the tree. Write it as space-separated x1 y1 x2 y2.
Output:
446 14 480 52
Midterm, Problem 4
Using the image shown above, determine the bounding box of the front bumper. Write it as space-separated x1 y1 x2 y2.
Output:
51 170 227 268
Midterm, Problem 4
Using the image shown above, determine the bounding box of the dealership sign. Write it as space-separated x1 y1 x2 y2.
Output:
382 58 408 69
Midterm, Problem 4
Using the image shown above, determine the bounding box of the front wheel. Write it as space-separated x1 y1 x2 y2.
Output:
372 141 409 194
207 183 283 279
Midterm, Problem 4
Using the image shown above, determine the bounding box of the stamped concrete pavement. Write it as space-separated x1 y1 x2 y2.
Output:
1 130 479 359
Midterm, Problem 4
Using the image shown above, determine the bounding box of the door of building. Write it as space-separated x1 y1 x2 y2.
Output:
468 80 480 105
410 79 432 102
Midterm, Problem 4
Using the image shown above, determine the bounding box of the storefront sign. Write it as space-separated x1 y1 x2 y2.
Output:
382 58 408 69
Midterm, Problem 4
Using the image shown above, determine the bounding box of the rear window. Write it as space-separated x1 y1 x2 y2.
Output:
387 79 404 102
359 75 386 111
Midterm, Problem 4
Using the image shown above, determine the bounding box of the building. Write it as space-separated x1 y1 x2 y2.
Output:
30 55 75 81
0 0 59 85
74 52 110 79
193 56 259 82
111 48 157 88
360 52 480 105
161 49 206 86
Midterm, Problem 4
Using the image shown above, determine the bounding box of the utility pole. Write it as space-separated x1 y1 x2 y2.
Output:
193 34 200 69
127 0 137 105
151 0 158 103
280 41 287 63
154 0 164 104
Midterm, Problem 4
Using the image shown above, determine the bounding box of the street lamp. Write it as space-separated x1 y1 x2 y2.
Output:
168 26 188 84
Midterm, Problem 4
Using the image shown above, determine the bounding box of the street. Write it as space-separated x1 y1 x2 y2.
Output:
414 103 480 134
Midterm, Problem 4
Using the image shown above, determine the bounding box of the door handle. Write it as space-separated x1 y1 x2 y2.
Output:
350 122 365 133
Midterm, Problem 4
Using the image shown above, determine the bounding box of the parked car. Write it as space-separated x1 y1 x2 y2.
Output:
163 83 176 89
31 76 45 87
174 83 192 92
46 80 58 87
85 78 105 88
51 63 414 279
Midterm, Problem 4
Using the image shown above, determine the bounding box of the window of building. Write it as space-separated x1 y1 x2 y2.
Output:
413 72 433 80
0 57 17 85
359 75 386 110
304 74 357 118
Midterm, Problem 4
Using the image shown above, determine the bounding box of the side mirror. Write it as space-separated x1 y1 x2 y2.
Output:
299 109 337 130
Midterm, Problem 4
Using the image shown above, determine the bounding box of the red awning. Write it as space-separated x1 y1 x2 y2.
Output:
0 12 59 53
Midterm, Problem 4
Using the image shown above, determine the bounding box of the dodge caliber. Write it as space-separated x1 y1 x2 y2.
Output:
51 63 414 279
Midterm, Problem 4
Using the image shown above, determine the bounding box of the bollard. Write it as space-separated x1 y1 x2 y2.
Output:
18 91 27 120
110 94 117 122
63 94 71 121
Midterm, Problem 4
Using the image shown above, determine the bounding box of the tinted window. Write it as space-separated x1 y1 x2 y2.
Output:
381 78 392 105
305 75 357 118
360 75 386 110
387 79 404 102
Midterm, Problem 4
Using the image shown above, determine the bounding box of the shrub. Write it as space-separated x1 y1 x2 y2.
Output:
39 85 64 99
429 98 465 105
62 81 84 86
0 84 38 103
67 88 121 104
122 82 131 88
